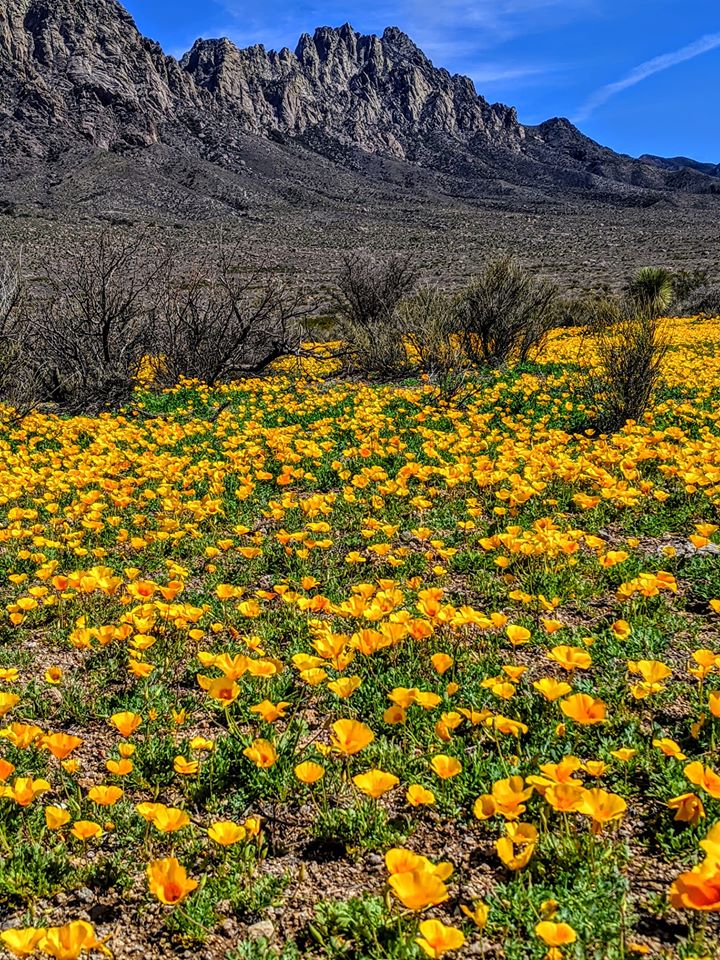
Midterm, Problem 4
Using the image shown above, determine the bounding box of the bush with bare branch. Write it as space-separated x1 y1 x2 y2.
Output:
33 232 166 413
157 243 309 386
0 258 22 396
676 283 720 319
0 256 43 418
330 253 418 379
399 287 479 404
456 257 558 368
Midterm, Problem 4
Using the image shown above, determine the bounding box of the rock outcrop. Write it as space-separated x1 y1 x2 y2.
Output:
0 0 208 155
180 25 524 159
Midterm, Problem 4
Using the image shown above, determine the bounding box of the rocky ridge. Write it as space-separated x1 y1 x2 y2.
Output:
0 0 718 279
640 155 720 179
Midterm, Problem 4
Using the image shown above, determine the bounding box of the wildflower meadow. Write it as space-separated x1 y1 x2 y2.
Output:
0 318 719 960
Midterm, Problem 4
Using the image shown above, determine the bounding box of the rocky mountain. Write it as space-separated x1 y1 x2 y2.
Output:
640 155 720 179
0 0 717 287
180 25 524 158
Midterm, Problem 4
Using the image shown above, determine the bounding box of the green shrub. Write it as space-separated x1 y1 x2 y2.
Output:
456 256 557 368
584 304 669 432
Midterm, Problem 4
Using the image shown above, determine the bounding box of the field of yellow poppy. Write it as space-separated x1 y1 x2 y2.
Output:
1 318 719 960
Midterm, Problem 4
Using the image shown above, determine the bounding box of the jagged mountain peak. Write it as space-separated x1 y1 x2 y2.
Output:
0 0 717 218
178 21 517 155
381 25 426 56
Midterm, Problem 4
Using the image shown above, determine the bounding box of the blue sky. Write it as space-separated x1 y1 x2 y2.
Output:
123 0 719 161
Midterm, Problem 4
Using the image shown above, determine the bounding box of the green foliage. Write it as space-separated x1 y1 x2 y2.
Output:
308 895 419 959
312 802 411 853
491 834 631 960
0 843 74 906
456 256 558 368
626 266 674 316
230 940 302 960
583 305 669 431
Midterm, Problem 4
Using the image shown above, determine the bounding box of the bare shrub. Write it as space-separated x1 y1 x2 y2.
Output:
158 243 309 386
0 256 43 418
671 267 710 304
0 258 22 328
399 287 478 404
456 257 557 368
33 232 165 413
331 253 418 379
676 283 720 318
0 258 23 400
551 295 590 329
584 303 669 432
553 292 619 329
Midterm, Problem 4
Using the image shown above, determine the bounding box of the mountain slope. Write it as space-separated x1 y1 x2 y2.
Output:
640 155 720 179
0 0 717 226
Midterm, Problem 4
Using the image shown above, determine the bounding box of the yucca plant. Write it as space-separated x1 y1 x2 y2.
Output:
626 267 674 316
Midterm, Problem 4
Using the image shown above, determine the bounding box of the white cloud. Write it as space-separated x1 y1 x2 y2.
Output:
215 0 591 51
198 0 583 97
574 32 720 121
468 62 563 86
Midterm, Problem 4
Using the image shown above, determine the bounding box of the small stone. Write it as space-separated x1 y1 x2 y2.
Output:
697 543 720 555
466 943 493 957
247 920 274 941
89 903 114 922
367 852 383 866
